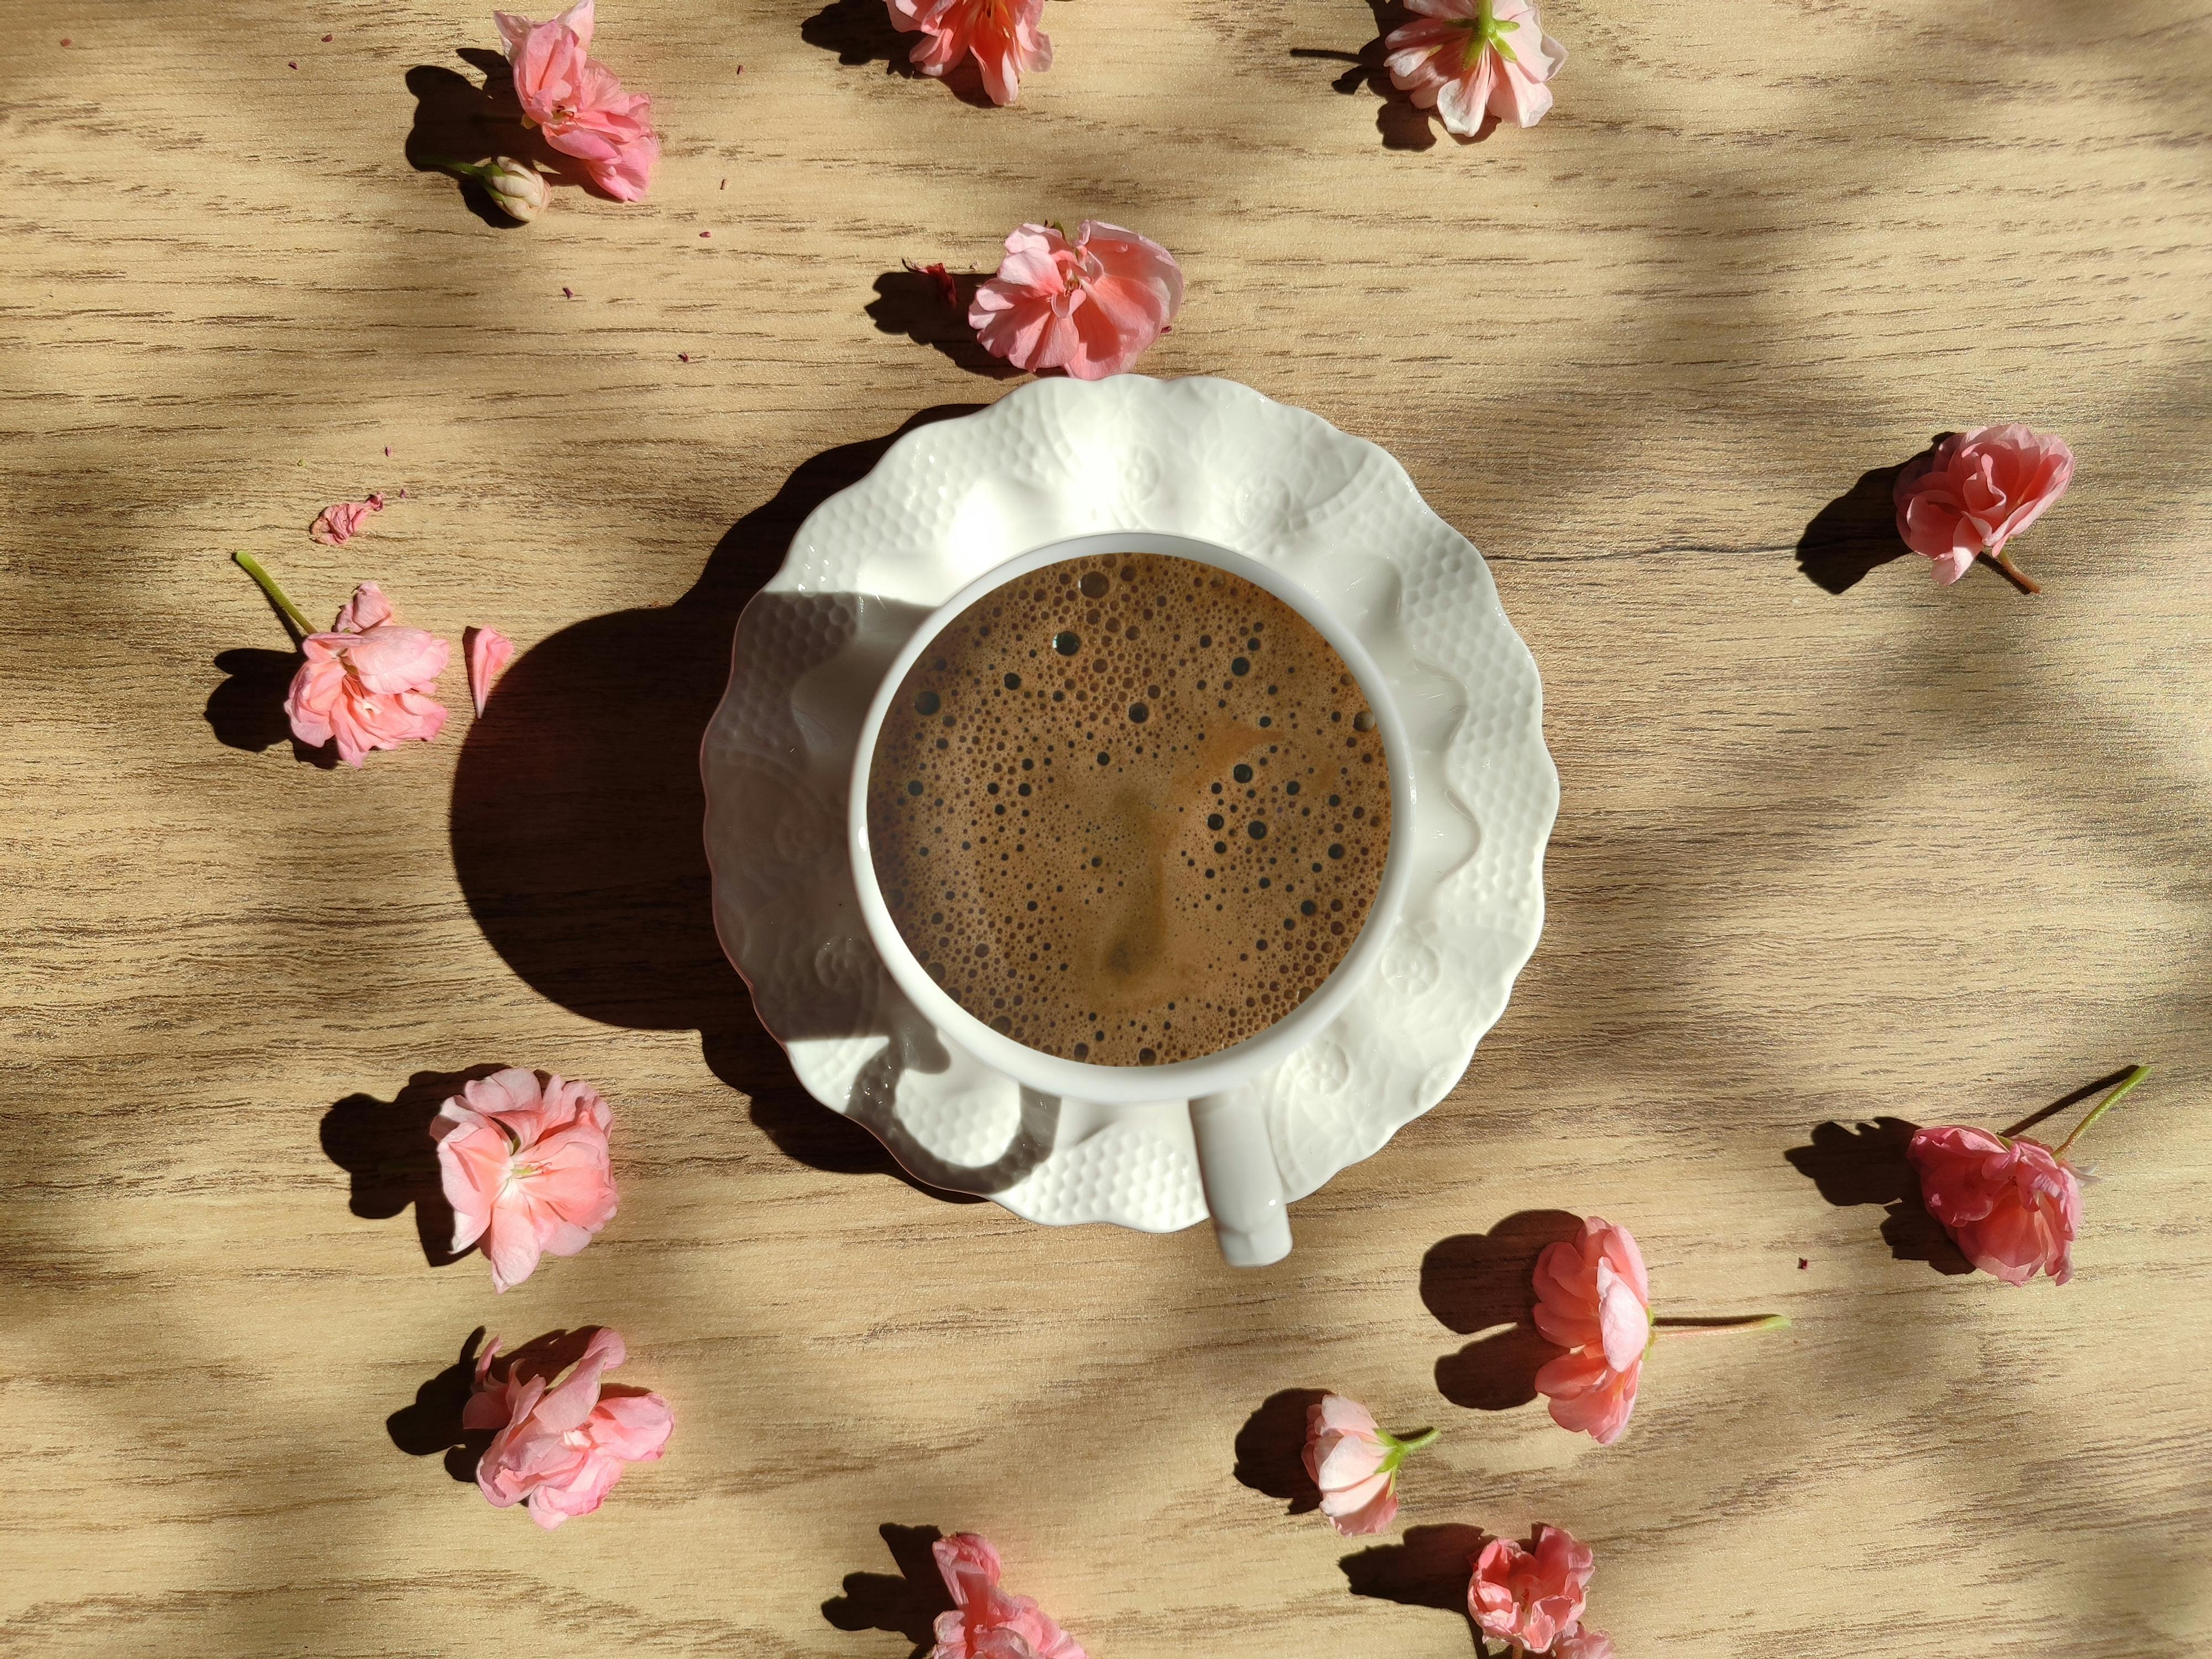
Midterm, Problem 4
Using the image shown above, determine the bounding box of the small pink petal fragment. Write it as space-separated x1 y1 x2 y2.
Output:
309 492 386 545
465 626 516 716
322 33 333 41
969 220 1182 380
289 60 299 68
563 286 573 298
906 258 961 310
700 230 710 238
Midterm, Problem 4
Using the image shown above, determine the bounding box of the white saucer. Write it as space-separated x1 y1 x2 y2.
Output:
702 376 1557 1234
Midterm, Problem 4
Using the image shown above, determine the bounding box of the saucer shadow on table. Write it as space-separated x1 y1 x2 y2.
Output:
446 406 993 1202
823 1523 954 1658
1422 1210 1579 1411
866 268 1022 381
1232 1387 1328 1515
320 1066 510 1267
387 1325 492 1483
1782 1118 1971 1274
1341 1524 1491 1648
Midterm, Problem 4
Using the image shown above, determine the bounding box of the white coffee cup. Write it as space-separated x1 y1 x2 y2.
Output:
848 531 1417 1266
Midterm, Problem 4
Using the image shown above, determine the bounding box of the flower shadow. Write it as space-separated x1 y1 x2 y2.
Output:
865 268 1023 381
1795 460 1913 594
402 49 596 223
822 1522 955 1659
386 1324 494 1483
1339 1523 1491 1650
1782 1117 1972 1275
319 1065 510 1267
204 646 344 768
1231 1386 1327 1516
799 0 997 107
1288 2 1471 152
1422 1210 1579 1411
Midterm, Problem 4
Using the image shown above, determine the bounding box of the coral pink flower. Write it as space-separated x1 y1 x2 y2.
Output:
1469 1524 1595 1654
464 1326 672 1528
465 625 516 716
1893 423 2074 592
931 1532 1087 1659
888 0 1051 106
495 1 659 201
283 582 450 767
432 1068 618 1292
1303 1393 1439 1536
1556 1630 1615 1659
1385 0 1567 140
969 221 1182 380
1531 1217 1650 1446
309 492 385 545
1907 1125 2081 1286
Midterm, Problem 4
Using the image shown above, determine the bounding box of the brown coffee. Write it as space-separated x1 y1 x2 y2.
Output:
865 552 1391 1066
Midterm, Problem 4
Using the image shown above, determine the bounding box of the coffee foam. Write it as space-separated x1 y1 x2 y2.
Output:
866 552 1391 1067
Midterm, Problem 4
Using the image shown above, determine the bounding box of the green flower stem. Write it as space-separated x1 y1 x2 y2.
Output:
1651 1314 1791 1339
232 550 315 638
2055 1063 2150 1159
1387 1426 1440 1455
1983 548 2042 594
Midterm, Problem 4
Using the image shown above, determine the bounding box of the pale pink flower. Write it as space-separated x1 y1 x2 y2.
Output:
1469 1523 1595 1654
888 0 1051 106
283 582 450 766
1907 1125 2081 1286
465 625 516 716
432 1067 618 1292
1893 423 2073 591
309 492 385 545
1556 1629 1616 1658
464 1327 672 1528
931 1533 1087 1659
1303 1393 1438 1536
969 221 1182 380
1531 1217 1650 1446
494 1 659 201
1385 0 1567 140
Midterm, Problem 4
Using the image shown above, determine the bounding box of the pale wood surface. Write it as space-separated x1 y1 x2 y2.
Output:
6 1 2210 1653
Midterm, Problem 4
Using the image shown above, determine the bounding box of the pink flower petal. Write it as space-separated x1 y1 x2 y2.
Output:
309 494 385 545
465 625 516 716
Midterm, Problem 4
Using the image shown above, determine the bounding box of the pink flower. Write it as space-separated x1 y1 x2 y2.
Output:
969 221 1182 380
1907 1125 2081 1286
1893 423 2074 590
1302 1393 1438 1536
309 492 385 544
1469 1524 1595 1654
432 1067 618 1292
464 1327 672 1528
495 1 659 201
465 625 516 716
1385 0 1567 140
1556 1630 1616 1659
1531 1217 1650 1446
283 582 450 766
930 1533 1087 1659
888 0 1051 106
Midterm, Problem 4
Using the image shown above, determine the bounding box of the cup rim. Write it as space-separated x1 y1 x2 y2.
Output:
847 530 1419 1105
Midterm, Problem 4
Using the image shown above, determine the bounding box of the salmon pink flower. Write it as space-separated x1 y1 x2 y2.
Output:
1385 0 1566 140
1302 1393 1439 1536
309 492 384 544
1907 1126 2079 1285
969 221 1182 380
931 1532 1087 1659
1470 1523 1594 1654
433 1067 618 1292
284 583 450 768
465 625 516 715
1893 423 2074 592
1531 1217 1650 1446
495 1 659 201
889 0 1051 107
464 1326 672 1528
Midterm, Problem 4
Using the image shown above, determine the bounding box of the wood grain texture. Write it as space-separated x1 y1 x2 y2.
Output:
4 0 2210 1653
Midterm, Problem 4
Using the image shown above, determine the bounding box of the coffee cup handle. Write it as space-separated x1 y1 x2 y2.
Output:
1189 1090 1292 1267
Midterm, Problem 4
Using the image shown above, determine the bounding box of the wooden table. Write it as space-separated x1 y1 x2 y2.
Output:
7 2 2209 1653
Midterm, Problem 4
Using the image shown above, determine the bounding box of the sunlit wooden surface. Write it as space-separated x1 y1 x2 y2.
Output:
6 1 2210 1654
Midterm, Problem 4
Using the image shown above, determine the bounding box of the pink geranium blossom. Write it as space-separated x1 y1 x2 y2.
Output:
309 492 385 544
969 221 1182 380
465 625 516 715
432 1067 618 1292
1907 1126 2081 1286
1469 1524 1595 1654
1385 0 1566 140
495 1 659 200
1531 1217 1650 1446
465 1327 672 1528
930 1533 1087 1659
1302 1393 1439 1536
1893 423 2073 592
283 581 450 767
888 0 1051 106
